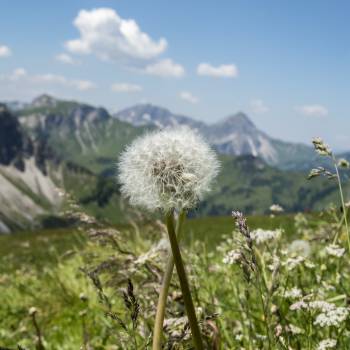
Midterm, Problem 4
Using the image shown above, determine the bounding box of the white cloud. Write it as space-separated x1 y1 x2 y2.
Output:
250 99 269 114
0 45 12 58
296 104 328 117
55 53 79 65
65 8 167 62
111 83 143 93
72 80 96 91
179 91 199 104
144 59 185 77
197 63 238 78
1 68 95 91
9 68 27 81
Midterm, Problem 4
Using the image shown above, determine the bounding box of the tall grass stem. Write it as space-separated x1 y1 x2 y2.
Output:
152 210 186 350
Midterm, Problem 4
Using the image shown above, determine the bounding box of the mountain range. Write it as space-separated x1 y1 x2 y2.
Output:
1 94 348 233
114 104 317 169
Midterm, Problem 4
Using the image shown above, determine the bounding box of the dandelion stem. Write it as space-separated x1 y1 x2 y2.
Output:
332 155 350 252
165 210 204 350
152 210 186 350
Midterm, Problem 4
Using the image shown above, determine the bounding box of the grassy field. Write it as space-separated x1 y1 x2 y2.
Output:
0 214 304 271
1 210 348 349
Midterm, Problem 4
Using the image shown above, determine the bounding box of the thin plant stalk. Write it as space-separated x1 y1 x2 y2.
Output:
165 210 204 350
152 210 186 350
332 155 350 251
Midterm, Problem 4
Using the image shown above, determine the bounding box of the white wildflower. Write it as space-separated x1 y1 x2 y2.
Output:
284 287 302 299
309 301 335 312
250 228 282 244
325 244 345 258
118 127 219 211
289 240 311 257
317 339 337 350
28 307 37 316
290 300 308 311
270 204 284 213
314 306 349 327
283 256 304 270
288 324 304 335
268 254 280 271
235 333 243 341
223 249 242 265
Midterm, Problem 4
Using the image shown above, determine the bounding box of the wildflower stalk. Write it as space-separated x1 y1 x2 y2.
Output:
165 210 204 350
332 155 350 252
152 210 186 350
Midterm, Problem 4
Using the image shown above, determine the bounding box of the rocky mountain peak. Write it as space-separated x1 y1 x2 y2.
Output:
31 94 58 108
219 112 256 130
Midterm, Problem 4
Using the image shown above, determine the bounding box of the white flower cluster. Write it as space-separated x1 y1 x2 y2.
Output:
118 127 219 211
222 249 242 265
325 244 345 258
287 324 304 335
283 287 302 299
317 339 337 350
288 240 311 257
269 204 284 213
314 306 349 327
283 256 305 271
290 299 349 328
250 228 282 244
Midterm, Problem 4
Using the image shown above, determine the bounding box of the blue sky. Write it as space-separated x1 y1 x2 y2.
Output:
1 0 349 150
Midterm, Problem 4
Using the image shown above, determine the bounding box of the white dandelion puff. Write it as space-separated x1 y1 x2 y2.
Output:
118 127 220 211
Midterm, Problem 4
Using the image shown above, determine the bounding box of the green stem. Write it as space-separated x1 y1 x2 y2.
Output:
166 211 204 350
332 155 350 252
152 210 186 350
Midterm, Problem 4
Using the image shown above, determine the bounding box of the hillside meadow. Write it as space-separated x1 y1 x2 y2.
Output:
2 207 350 349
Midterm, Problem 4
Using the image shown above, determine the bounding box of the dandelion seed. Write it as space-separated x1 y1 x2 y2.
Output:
325 244 345 258
118 127 219 211
317 339 337 350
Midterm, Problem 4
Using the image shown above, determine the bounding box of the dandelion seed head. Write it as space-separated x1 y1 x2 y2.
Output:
118 127 220 211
